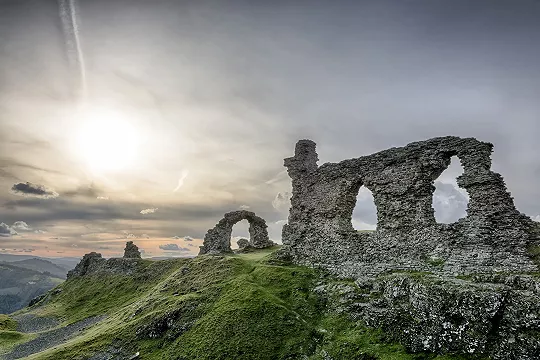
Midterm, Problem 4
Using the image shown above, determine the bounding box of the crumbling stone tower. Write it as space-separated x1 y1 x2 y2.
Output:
281 136 539 276
123 241 142 259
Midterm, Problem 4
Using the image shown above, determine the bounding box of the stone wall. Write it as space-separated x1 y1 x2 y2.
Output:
199 210 274 255
281 136 539 276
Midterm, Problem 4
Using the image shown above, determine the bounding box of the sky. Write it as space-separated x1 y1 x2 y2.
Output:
1 0 539 258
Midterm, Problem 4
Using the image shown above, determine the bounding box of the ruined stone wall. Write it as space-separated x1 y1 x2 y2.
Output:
281 136 539 276
199 210 274 255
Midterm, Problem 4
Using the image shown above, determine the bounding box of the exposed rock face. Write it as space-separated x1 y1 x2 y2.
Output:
67 252 105 279
67 252 142 279
317 273 540 360
199 210 274 255
282 136 539 276
236 238 249 249
123 241 142 259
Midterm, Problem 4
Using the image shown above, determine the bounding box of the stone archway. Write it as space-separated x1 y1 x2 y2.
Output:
199 210 274 255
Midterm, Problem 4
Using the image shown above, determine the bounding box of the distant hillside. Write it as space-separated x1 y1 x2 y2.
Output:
0 254 79 273
0 263 63 314
9 259 68 279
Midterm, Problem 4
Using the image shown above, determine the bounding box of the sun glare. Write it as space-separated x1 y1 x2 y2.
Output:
73 106 140 173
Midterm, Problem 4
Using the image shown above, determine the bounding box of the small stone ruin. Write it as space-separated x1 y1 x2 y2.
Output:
123 241 142 259
199 210 275 255
68 242 143 278
280 136 540 276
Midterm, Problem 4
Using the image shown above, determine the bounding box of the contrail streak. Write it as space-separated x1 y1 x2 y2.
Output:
173 170 190 192
58 0 87 100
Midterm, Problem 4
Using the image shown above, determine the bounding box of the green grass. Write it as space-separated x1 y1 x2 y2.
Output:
528 245 540 266
13 249 489 360
0 331 36 355
0 315 17 331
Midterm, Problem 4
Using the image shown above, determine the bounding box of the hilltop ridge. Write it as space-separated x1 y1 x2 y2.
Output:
0 246 538 359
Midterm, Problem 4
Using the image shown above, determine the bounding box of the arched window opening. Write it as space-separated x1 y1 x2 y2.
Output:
352 186 377 232
432 156 470 224
231 219 250 249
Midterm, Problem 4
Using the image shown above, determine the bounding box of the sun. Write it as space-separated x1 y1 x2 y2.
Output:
73 106 141 173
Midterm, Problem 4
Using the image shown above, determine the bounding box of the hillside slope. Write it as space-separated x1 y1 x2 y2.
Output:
0 263 63 314
1 248 535 359
8 259 69 279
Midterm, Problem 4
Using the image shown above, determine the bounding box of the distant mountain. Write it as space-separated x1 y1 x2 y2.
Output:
0 254 80 273
9 258 69 279
0 263 63 314
44 257 80 271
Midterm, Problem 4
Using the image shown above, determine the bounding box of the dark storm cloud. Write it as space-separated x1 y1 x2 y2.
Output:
11 182 59 199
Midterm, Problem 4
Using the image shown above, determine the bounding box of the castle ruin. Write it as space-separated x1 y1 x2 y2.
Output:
199 210 275 255
280 136 539 276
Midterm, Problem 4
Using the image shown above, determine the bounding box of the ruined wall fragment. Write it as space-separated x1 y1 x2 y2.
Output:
281 136 538 276
199 210 274 255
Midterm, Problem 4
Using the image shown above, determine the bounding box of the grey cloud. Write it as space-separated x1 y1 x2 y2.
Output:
141 234 150 239
239 205 250 210
432 181 469 224
352 188 378 226
159 243 190 251
272 192 291 213
10 182 59 199
0 223 17 237
172 236 181 239
183 236 193 242
11 221 32 231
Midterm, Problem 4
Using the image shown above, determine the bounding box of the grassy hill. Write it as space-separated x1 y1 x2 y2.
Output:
3 248 484 360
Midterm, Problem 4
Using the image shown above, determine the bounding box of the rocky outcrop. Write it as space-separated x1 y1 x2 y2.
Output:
67 252 105 279
123 241 142 259
236 238 249 249
317 272 540 360
199 210 275 255
281 137 539 276
67 243 144 279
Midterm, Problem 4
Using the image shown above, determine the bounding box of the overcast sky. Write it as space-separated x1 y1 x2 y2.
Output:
1 0 539 258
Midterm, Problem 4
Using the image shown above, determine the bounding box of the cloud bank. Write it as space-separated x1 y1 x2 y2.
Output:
159 243 189 251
